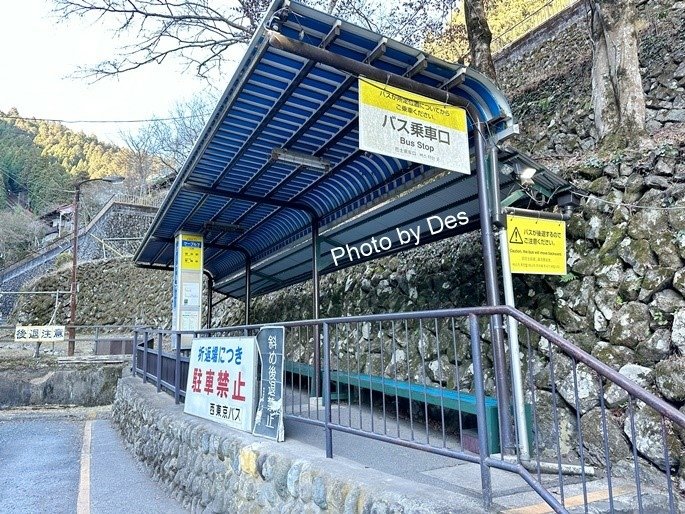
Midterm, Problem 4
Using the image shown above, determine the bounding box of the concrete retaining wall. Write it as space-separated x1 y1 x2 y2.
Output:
112 376 481 514
0 361 127 408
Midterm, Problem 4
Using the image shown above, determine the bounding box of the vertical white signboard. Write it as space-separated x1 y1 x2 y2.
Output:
184 337 258 432
172 233 203 348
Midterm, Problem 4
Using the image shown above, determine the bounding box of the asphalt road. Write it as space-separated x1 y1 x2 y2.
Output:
0 409 187 514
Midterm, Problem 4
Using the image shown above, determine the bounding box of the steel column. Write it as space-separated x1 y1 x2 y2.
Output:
323 322 333 458
470 314 492 509
491 145 529 460
67 187 81 357
174 332 181 404
312 218 322 397
474 121 513 455
206 273 214 328
245 255 251 325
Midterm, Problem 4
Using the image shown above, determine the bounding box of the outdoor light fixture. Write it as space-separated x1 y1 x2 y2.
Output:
271 148 331 172
203 221 245 234
100 175 125 184
518 166 537 181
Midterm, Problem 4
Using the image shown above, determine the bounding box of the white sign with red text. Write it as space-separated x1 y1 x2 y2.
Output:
184 337 258 432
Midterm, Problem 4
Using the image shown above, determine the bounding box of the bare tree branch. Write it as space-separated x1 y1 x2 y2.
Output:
53 0 459 82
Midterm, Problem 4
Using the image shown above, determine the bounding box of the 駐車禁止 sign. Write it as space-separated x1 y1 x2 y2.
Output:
184 337 258 432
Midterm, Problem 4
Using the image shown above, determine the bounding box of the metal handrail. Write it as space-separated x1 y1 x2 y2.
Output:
505 306 685 429
132 305 684 513
131 305 685 430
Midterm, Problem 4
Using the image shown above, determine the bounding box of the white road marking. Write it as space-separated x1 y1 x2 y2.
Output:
77 419 93 514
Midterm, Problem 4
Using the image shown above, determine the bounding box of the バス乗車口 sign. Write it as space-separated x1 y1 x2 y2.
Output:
506 215 567 275
184 337 258 432
358 78 469 174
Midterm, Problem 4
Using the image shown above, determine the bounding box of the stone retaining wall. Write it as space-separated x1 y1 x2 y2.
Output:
112 376 482 514
0 201 157 320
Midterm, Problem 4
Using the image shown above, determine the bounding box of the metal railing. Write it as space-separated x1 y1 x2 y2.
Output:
490 0 580 54
112 193 162 208
132 306 685 512
0 324 141 357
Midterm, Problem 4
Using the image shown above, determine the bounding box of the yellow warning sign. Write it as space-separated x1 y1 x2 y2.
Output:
506 215 567 275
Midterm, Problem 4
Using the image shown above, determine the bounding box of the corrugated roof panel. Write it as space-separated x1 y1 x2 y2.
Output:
132 0 572 298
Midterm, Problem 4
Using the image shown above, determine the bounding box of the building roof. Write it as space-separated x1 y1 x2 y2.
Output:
134 0 573 299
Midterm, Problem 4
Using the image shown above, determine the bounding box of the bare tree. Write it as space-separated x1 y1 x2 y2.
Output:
146 96 213 174
0 208 46 267
118 126 164 195
589 0 645 142
53 0 457 81
464 0 497 82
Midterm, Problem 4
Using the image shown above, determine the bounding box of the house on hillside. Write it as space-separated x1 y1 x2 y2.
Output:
39 203 74 244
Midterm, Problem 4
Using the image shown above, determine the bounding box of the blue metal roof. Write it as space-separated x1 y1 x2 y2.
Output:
134 0 556 298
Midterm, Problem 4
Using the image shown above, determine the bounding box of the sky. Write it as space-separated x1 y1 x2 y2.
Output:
0 0 242 146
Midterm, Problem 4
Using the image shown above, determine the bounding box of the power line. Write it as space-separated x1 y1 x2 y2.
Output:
576 191 685 211
0 113 210 125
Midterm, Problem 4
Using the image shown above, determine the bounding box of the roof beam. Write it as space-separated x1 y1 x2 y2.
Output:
267 31 475 113
320 20 341 48
364 38 387 64
405 54 427 78
441 68 467 90
253 270 285 285
182 183 318 218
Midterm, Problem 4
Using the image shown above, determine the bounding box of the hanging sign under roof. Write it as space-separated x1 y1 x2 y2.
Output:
358 78 470 174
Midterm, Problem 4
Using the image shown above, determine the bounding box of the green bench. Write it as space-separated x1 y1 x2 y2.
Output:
285 360 501 454
285 361 319 395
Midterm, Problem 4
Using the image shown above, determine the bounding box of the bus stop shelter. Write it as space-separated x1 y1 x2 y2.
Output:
134 0 576 454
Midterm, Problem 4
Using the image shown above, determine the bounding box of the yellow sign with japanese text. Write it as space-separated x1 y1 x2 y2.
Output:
358 78 470 174
506 215 567 275
180 234 203 271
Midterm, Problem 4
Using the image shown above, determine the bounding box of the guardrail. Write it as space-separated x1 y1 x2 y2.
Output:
491 0 580 55
132 306 685 512
0 324 143 356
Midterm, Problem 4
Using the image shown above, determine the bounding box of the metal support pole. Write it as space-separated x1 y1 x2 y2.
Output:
174 332 181 404
142 329 148 384
490 147 504 229
490 145 528 459
206 274 214 328
474 120 513 455
470 314 492 509
312 218 322 398
245 256 251 325
68 187 81 357
66 176 123 357
156 332 162 392
132 329 139 376
323 322 333 458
